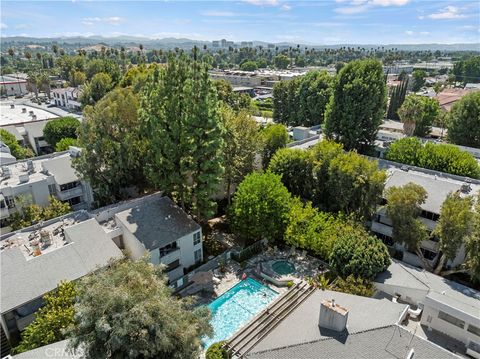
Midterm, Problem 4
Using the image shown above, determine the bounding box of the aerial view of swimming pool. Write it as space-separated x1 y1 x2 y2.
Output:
203 277 278 348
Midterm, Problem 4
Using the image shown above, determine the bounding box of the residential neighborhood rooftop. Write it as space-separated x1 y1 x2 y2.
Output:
114 196 201 251
1 215 123 313
0 103 58 126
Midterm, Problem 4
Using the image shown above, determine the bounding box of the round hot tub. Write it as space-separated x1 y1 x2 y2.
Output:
271 260 295 275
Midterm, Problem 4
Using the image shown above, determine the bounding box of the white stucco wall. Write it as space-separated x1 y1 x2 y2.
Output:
375 283 428 306
115 219 148 260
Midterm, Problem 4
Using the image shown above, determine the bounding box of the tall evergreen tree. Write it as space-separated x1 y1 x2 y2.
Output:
324 59 387 153
139 54 224 221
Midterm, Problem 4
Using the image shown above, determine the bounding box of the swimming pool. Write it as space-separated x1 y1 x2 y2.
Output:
204 277 278 348
272 260 295 275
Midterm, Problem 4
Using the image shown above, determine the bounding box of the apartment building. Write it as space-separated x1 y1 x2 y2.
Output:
375 260 480 358
51 87 82 111
0 151 94 230
371 160 480 269
1 193 203 345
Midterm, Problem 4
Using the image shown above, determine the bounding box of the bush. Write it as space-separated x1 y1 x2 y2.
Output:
0 129 33 159
206 341 229 359
231 172 293 243
55 137 78 152
329 229 391 281
332 275 374 297
43 117 80 147
386 137 480 179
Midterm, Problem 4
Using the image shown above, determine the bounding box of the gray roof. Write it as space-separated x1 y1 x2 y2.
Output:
115 196 200 251
376 260 480 319
23 121 48 138
1 219 123 313
13 340 81 359
41 155 79 185
385 170 464 214
248 290 408 354
247 325 461 359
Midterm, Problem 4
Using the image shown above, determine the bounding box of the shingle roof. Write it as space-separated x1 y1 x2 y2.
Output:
12 340 81 359
41 155 79 185
114 196 200 251
1 218 123 313
248 289 408 354
247 325 461 359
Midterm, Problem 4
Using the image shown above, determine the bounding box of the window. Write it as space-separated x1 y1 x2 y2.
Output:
166 259 180 272
420 210 440 222
194 249 202 264
64 196 81 206
438 311 465 329
374 232 394 247
193 231 201 245
159 242 178 258
48 184 57 196
420 248 437 261
4 196 15 209
468 324 480 337
60 181 79 191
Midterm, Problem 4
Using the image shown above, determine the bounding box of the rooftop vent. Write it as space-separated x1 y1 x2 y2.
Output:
22 107 26 113
19 174 29 183
32 115 37 120
461 183 472 193
29 110 34 116
401 165 409 172
10 104 14 109
26 160 34 173
2 166 11 179
319 299 349 332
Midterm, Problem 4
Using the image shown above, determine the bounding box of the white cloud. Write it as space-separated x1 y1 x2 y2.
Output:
405 30 413 35
281 4 291 10
242 0 279 5
420 31 430 35
0 22 7 29
425 6 466 20
335 0 409 14
82 16 123 26
201 11 236 17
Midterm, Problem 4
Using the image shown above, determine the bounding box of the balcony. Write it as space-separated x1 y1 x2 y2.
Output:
56 186 83 200
0 206 10 220
160 247 181 264
371 221 393 237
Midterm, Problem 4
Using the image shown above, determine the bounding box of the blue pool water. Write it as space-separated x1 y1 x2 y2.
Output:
203 277 278 348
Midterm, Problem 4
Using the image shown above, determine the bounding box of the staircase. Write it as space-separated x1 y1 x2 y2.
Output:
224 281 315 358
0 326 11 358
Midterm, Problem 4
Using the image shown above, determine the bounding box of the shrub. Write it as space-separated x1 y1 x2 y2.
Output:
55 137 78 152
43 116 80 147
332 275 374 297
206 341 229 359
329 229 391 281
0 128 33 159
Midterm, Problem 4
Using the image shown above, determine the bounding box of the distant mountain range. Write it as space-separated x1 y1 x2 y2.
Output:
1 35 479 51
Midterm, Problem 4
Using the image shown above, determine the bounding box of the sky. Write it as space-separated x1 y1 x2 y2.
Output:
1 0 479 44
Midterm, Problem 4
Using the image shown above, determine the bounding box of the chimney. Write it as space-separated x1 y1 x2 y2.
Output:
319 299 349 332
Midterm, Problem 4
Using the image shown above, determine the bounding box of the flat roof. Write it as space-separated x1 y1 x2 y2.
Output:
383 168 479 214
0 152 78 191
376 260 480 320
115 196 200 251
0 104 58 127
1 216 123 313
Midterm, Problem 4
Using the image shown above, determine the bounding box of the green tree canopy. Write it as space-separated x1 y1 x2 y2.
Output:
386 138 480 179
324 58 387 153
297 70 333 127
221 106 262 203
434 192 474 274
231 171 293 243
285 200 358 260
385 183 430 268
55 137 78 152
240 60 258 71
274 54 290 69
9 196 71 231
139 55 224 220
447 91 480 148
464 193 480 283
398 94 440 137
43 116 80 147
411 69 426 92
68 259 212 359
268 148 314 200
14 282 76 354
0 128 33 159
79 72 113 107
75 87 148 205
261 123 288 168
325 152 386 219
329 228 391 280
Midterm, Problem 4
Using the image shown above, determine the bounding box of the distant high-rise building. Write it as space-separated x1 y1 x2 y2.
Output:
212 41 220 48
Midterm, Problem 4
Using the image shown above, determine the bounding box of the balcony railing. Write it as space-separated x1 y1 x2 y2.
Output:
56 186 83 200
